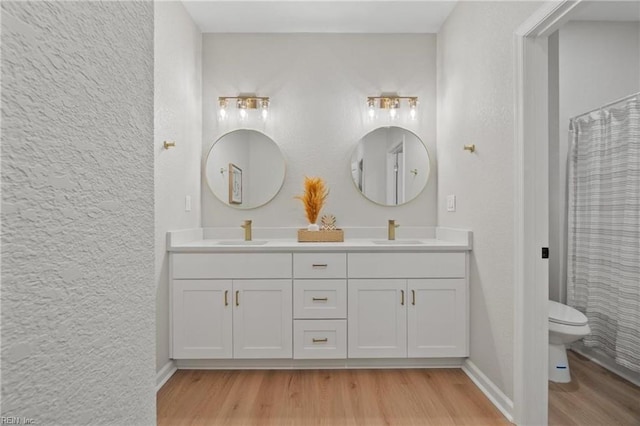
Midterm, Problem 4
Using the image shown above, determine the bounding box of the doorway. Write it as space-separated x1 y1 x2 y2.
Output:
514 1 640 424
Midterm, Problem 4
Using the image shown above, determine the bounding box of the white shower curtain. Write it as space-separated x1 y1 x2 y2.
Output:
567 94 640 373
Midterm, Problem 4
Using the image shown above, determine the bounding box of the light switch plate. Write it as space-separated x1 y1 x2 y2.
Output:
446 195 456 212
185 195 192 212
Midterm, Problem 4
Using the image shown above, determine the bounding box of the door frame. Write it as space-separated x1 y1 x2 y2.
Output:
386 138 406 205
513 1 584 424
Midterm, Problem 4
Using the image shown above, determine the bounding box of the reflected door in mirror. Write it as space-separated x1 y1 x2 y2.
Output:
351 127 430 206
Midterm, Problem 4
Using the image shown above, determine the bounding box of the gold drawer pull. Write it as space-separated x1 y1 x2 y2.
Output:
312 338 328 343
224 290 229 306
312 264 328 268
401 290 405 306
235 290 239 306
312 297 328 302
412 289 416 306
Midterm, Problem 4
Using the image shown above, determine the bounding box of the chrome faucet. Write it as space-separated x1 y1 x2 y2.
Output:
388 219 399 240
241 220 252 241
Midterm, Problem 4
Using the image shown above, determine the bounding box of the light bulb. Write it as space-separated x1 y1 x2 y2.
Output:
261 108 268 120
388 97 399 120
239 108 247 120
261 99 269 121
409 98 418 120
218 99 228 121
367 98 376 119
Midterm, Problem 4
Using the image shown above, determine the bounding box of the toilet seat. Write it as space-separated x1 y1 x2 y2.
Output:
548 300 588 326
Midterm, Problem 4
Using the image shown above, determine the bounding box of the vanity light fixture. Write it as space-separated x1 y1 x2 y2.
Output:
367 95 419 120
218 95 270 121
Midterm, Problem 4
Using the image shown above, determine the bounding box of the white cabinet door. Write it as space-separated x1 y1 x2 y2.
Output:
172 280 232 359
407 279 468 357
233 280 293 359
348 279 407 358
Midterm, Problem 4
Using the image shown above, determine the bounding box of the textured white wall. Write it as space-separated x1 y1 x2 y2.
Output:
549 21 640 303
202 34 437 228
437 1 541 400
1 1 155 423
155 1 202 373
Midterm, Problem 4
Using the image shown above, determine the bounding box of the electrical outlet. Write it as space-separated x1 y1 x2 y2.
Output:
185 195 192 212
446 195 456 212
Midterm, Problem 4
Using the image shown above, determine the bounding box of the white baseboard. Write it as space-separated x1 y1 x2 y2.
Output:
175 357 465 370
156 360 177 393
462 359 514 423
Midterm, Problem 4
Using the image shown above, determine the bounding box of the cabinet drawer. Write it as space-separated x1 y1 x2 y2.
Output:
293 253 346 278
293 280 347 319
294 320 347 359
348 252 466 278
172 253 292 279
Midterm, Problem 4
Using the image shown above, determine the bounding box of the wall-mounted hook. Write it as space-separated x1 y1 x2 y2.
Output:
410 169 418 176
163 141 176 150
463 144 476 153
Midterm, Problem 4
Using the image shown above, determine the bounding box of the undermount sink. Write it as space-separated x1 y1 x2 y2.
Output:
216 240 269 245
372 240 424 245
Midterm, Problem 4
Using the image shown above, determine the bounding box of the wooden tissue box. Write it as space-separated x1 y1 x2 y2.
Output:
297 229 344 243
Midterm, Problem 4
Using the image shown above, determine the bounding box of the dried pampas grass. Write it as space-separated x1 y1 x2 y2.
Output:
295 176 329 225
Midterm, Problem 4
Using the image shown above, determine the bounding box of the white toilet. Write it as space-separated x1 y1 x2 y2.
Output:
548 300 591 383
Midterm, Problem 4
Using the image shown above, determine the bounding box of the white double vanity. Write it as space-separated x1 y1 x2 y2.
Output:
167 227 472 369
169 124 472 369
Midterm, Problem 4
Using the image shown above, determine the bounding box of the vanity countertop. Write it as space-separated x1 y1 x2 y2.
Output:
167 227 472 253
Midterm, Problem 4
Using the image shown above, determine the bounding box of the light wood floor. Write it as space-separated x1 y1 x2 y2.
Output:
549 351 640 426
157 368 511 426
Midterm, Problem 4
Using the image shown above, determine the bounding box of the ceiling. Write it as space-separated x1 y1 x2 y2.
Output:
181 1 458 33
570 1 640 22
181 1 640 34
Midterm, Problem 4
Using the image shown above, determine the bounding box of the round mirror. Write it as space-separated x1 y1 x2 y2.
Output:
205 130 285 209
350 127 430 206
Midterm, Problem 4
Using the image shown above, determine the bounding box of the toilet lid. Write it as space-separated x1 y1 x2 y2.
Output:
548 300 588 326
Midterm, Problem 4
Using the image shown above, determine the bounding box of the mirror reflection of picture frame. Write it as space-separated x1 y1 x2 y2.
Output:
206 129 285 209
229 163 242 204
